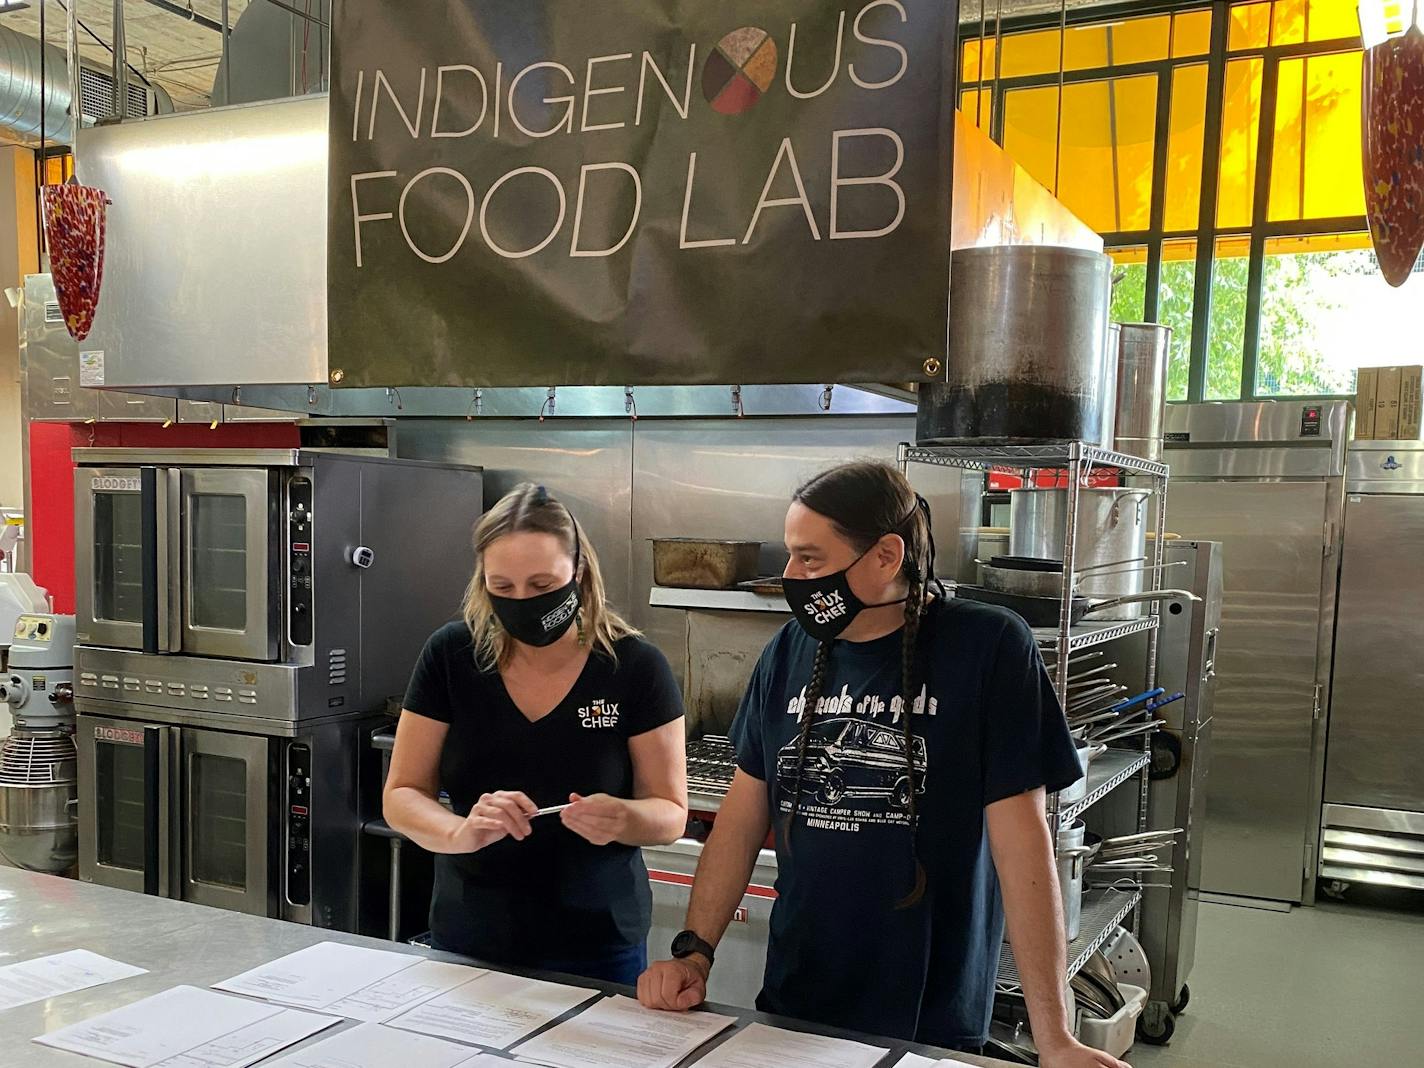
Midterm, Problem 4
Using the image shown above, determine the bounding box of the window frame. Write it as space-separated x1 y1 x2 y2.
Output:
959 0 1370 402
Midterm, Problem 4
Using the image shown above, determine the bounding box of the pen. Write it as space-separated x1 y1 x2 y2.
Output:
532 803 573 817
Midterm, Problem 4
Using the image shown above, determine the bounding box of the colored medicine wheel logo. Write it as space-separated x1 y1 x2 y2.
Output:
702 27 779 115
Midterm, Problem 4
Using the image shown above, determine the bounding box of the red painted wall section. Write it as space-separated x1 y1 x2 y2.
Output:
28 421 301 614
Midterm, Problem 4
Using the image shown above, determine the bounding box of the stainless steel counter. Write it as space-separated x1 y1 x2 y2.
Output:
0 870 1010 1067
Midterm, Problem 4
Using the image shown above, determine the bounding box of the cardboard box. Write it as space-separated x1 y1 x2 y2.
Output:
1399 366 1423 440
1356 367 1379 439
1376 366 1403 440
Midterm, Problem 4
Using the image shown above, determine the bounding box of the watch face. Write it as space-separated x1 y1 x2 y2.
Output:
672 932 695 956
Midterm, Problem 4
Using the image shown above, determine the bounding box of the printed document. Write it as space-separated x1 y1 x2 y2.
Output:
388 970 600 1049
255 1022 497 1068
513 994 735 1068
690 1022 888 1068
0 948 146 1011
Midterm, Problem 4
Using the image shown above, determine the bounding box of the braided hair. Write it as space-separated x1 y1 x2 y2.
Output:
785 462 936 909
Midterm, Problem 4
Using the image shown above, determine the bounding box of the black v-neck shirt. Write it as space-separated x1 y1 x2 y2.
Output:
403 621 684 964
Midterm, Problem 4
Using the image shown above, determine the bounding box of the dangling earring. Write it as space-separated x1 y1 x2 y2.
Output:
576 608 588 645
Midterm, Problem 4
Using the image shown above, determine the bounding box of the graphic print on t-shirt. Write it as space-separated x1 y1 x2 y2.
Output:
775 714 928 832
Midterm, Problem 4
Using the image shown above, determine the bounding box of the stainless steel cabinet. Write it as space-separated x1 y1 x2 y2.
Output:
1327 493 1424 814
1163 401 1349 905
1168 481 1329 903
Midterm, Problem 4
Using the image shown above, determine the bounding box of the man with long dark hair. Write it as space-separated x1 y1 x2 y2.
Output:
639 463 1127 1067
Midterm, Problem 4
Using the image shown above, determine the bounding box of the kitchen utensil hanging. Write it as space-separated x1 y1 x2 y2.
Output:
42 183 111 342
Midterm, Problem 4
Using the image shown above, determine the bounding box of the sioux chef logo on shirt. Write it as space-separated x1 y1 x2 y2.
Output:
803 589 850 625
578 698 620 729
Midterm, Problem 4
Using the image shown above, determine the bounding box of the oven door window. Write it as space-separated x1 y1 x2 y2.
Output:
188 751 249 890
94 741 147 871
189 494 248 632
93 492 144 625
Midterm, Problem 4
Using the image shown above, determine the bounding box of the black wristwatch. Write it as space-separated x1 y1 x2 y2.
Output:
671 930 716 966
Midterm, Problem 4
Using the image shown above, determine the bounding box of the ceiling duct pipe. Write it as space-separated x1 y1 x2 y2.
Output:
0 25 77 143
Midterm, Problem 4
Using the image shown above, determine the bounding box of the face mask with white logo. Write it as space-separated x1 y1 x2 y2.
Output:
782 497 939 644
783 544 906 643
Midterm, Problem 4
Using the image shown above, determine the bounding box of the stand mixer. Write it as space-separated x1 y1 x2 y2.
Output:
0 613 77 873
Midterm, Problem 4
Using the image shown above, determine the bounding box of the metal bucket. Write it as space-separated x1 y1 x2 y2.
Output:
0 782 77 873
1098 322 1122 448
1113 323 1172 462
1008 488 1152 618
917 246 1113 444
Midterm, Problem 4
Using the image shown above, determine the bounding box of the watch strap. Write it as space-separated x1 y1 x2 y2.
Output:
672 930 716 966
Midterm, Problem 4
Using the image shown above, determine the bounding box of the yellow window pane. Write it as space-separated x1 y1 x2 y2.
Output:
1003 76 1159 234
1272 0 1364 44
1065 25 1110 70
1165 64 1209 232
962 37 998 84
1217 57 1265 227
1269 51 1365 221
1172 9 1214 57
960 90 991 130
1002 85 1060 195
1104 15 1172 65
1000 28 1065 79
1229 2 1273 49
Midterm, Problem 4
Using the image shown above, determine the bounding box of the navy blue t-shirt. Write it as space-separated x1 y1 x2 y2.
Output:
728 596 1082 1048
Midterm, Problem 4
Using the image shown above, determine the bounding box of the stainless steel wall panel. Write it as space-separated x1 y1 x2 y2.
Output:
1326 493 1424 813
628 417 944 686
390 420 635 624
76 97 327 388
1166 481 1330 903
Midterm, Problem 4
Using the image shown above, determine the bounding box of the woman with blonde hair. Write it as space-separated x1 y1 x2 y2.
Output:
384 483 687 984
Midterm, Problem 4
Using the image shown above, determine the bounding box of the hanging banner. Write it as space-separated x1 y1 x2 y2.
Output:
327 0 957 387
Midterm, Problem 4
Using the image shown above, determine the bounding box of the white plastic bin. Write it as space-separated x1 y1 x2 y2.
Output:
1078 982 1148 1059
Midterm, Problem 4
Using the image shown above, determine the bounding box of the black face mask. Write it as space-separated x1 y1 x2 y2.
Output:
489 510 582 648
782 496 939 644
490 582 580 647
782 548 889 643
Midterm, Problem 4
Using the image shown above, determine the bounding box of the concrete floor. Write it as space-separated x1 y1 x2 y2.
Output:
1126 894 1424 1068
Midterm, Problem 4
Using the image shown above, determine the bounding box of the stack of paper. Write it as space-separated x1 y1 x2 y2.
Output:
388 971 600 1050
692 1023 888 1068
32 985 338 1068
216 942 484 1021
0 949 146 1011
513 994 737 1068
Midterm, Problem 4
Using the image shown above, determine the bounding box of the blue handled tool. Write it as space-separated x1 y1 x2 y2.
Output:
1110 687 1165 714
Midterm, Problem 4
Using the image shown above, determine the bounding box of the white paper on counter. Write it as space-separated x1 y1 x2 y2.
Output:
255 1022 499 1068
512 994 736 1068
214 940 450 1013
692 1023 888 1068
0 948 147 1011
326 959 487 1022
388 970 600 1050
32 985 338 1068
892 1057 976 1068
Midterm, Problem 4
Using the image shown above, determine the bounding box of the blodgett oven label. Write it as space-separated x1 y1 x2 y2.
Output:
327 0 956 387
91 475 141 492
94 725 145 746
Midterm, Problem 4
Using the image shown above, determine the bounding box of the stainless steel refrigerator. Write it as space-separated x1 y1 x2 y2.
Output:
1320 442 1424 892
1162 402 1348 905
